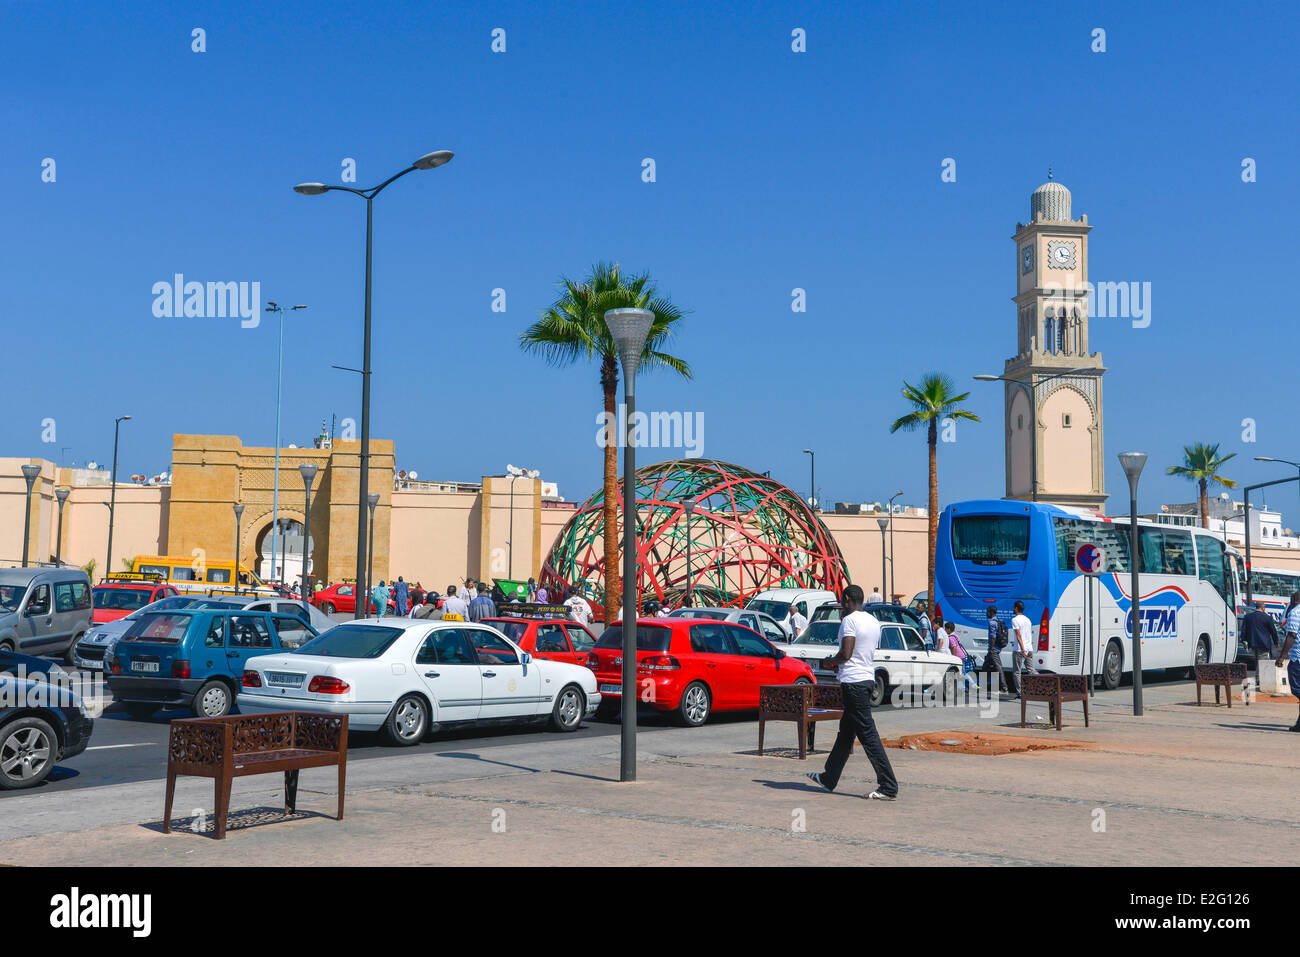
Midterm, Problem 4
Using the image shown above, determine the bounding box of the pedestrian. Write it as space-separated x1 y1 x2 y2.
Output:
457 578 473 603
806 584 899 801
937 620 979 694
563 586 593 625
526 577 537 603
984 606 1011 695
536 582 549 605
867 585 883 603
1010 599 1037 689
469 582 497 622
788 605 809 640
370 580 391 618
1278 591 1300 732
441 584 469 620
1241 603 1280 669
915 600 933 649
410 581 425 610
394 576 410 616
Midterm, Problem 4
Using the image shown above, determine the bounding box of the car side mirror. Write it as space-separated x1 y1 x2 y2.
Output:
773 647 786 659
521 651 532 665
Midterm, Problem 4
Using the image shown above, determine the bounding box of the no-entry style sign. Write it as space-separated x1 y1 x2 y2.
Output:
1075 542 1104 575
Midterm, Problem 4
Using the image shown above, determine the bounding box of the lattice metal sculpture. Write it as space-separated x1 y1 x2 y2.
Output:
541 458 849 614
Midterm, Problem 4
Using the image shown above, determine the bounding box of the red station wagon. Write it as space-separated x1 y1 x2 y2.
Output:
587 618 815 726
482 617 598 667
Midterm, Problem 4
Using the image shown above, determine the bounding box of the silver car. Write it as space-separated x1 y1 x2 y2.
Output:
667 606 789 645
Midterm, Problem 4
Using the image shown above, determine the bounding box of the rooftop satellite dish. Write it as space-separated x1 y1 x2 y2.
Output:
408 471 418 480
87 461 99 470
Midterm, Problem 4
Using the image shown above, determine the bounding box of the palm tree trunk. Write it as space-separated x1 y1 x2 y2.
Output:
1199 477 1208 529
601 354 621 622
928 418 938 613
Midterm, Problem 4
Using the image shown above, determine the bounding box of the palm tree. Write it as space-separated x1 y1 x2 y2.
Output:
1167 443 1237 528
520 262 691 622
889 373 980 612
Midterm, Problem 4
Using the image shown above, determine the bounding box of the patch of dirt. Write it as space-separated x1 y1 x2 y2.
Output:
880 730 1095 755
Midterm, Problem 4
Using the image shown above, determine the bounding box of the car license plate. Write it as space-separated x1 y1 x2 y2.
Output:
266 672 304 688
132 661 159 674
599 683 622 695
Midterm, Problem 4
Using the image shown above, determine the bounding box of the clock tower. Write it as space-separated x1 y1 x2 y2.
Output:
1004 173 1107 510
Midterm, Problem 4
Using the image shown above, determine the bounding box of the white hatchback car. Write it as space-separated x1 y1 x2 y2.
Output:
238 618 601 745
782 619 962 707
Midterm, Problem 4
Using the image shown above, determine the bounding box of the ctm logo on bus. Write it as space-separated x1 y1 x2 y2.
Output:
1099 578 1187 639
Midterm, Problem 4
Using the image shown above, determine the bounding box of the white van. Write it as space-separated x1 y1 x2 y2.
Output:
744 588 839 639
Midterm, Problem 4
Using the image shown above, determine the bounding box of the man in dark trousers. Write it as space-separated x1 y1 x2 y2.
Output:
1241 603 1279 669
806 584 898 800
984 606 1011 695
1279 591 1300 732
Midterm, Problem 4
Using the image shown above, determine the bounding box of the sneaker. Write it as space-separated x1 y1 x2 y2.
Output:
867 790 897 801
1287 725 1300 733
807 771 832 792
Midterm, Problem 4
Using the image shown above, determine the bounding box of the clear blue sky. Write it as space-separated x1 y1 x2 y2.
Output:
4 0 1297 518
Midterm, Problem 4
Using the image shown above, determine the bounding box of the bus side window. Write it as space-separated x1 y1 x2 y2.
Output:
1196 537 1228 601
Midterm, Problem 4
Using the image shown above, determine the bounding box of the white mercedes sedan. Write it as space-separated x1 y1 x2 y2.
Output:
238 618 601 745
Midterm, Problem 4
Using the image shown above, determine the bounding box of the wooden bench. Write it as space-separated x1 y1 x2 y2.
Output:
758 683 844 759
1194 662 1250 707
164 712 348 840
1020 673 1089 731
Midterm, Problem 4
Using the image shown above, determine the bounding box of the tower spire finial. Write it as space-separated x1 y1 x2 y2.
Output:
1047 167 1053 180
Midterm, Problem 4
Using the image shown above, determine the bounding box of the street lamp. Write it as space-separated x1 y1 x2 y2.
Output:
887 490 903 601
876 516 889 600
54 487 69 566
366 492 379 613
802 449 815 512
505 465 538 580
232 504 245 594
1118 451 1147 716
265 301 307 587
1255 456 1300 521
605 307 654 784
299 464 318 601
19 464 40 567
295 150 453 613
105 415 131 576
974 369 1099 501
683 498 696 607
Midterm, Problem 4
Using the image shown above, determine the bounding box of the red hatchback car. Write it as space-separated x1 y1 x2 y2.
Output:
310 583 395 616
91 581 178 625
482 617 598 667
587 617 815 726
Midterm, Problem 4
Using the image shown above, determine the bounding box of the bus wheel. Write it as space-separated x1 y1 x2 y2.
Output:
1194 637 1210 667
1100 640 1123 691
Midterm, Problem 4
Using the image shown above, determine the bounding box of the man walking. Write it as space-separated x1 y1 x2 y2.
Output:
985 606 1011 695
806 584 898 801
867 585 883 603
370 580 391 618
1241 603 1280 670
469 582 497 622
1010 600 1036 693
915 600 933 649
393 576 410 617
788 605 808 640
1279 590 1300 732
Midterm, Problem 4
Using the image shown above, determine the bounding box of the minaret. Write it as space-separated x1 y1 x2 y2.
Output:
1005 173 1107 510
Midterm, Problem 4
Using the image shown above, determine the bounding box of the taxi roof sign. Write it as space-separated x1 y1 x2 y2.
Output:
104 572 164 583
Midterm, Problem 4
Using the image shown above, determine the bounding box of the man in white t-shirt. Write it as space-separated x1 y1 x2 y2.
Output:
563 587 593 625
440 585 470 620
867 586 883 603
1009 600 1037 697
788 608 809 640
806 584 898 800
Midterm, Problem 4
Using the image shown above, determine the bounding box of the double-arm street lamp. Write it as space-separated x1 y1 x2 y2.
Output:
974 369 1099 501
265 302 307 587
605 308 655 784
105 414 131 576
20 464 41 567
1254 456 1300 521
1118 451 1147 716
295 149 454 618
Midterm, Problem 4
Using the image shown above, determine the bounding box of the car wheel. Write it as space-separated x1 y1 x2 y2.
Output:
320 602 335 615
63 637 82 666
0 640 13 653
676 681 711 727
124 703 156 720
550 684 585 732
793 677 812 686
942 667 958 702
869 670 889 707
192 680 233 718
384 694 428 746
1101 640 1123 691
0 716 57 790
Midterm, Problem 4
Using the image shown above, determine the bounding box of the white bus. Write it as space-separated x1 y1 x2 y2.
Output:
1237 566 1300 623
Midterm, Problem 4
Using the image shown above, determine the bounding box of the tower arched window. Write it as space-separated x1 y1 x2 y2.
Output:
1044 309 1056 355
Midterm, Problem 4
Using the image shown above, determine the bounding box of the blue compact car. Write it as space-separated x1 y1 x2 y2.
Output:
105 608 319 719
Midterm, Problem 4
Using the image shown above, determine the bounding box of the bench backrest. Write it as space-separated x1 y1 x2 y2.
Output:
168 712 346 771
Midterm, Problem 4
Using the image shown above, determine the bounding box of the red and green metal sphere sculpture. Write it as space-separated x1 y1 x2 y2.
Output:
541 458 848 613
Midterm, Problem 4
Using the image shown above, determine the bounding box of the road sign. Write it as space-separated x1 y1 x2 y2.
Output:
1076 542 1103 575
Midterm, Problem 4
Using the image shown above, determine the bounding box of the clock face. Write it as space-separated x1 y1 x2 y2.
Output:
1021 245 1034 274
1047 240 1077 269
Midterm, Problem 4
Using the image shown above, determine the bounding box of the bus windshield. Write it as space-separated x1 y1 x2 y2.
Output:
951 515 1029 562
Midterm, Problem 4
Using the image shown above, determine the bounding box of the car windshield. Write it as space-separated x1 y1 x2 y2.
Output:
0 586 25 612
93 587 154 612
122 612 193 644
670 609 728 620
746 600 790 619
811 605 842 622
594 624 672 652
794 622 842 645
294 624 404 659
488 620 527 642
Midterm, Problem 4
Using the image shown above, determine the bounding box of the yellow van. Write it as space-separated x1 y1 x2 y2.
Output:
130 555 276 596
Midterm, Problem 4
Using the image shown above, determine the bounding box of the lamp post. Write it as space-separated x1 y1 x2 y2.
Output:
299 464 318 601
802 449 815 512
54 487 69 566
265 301 307 588
887 490 903 601
20 464 40 567
1240 474 1300 606
605 307 654 784
1254 456 1300 522
295 150 453 618
1118 451 1147 716
974 369 1099 501
683 499 696 607
876 516 889 598
366 492 379 613
505 465 537 580
105 414 131 576
232 504 245 594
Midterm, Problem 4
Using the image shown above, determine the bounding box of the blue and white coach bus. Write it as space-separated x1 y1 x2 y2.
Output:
1234 566 1300 624
935 500 1241 689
